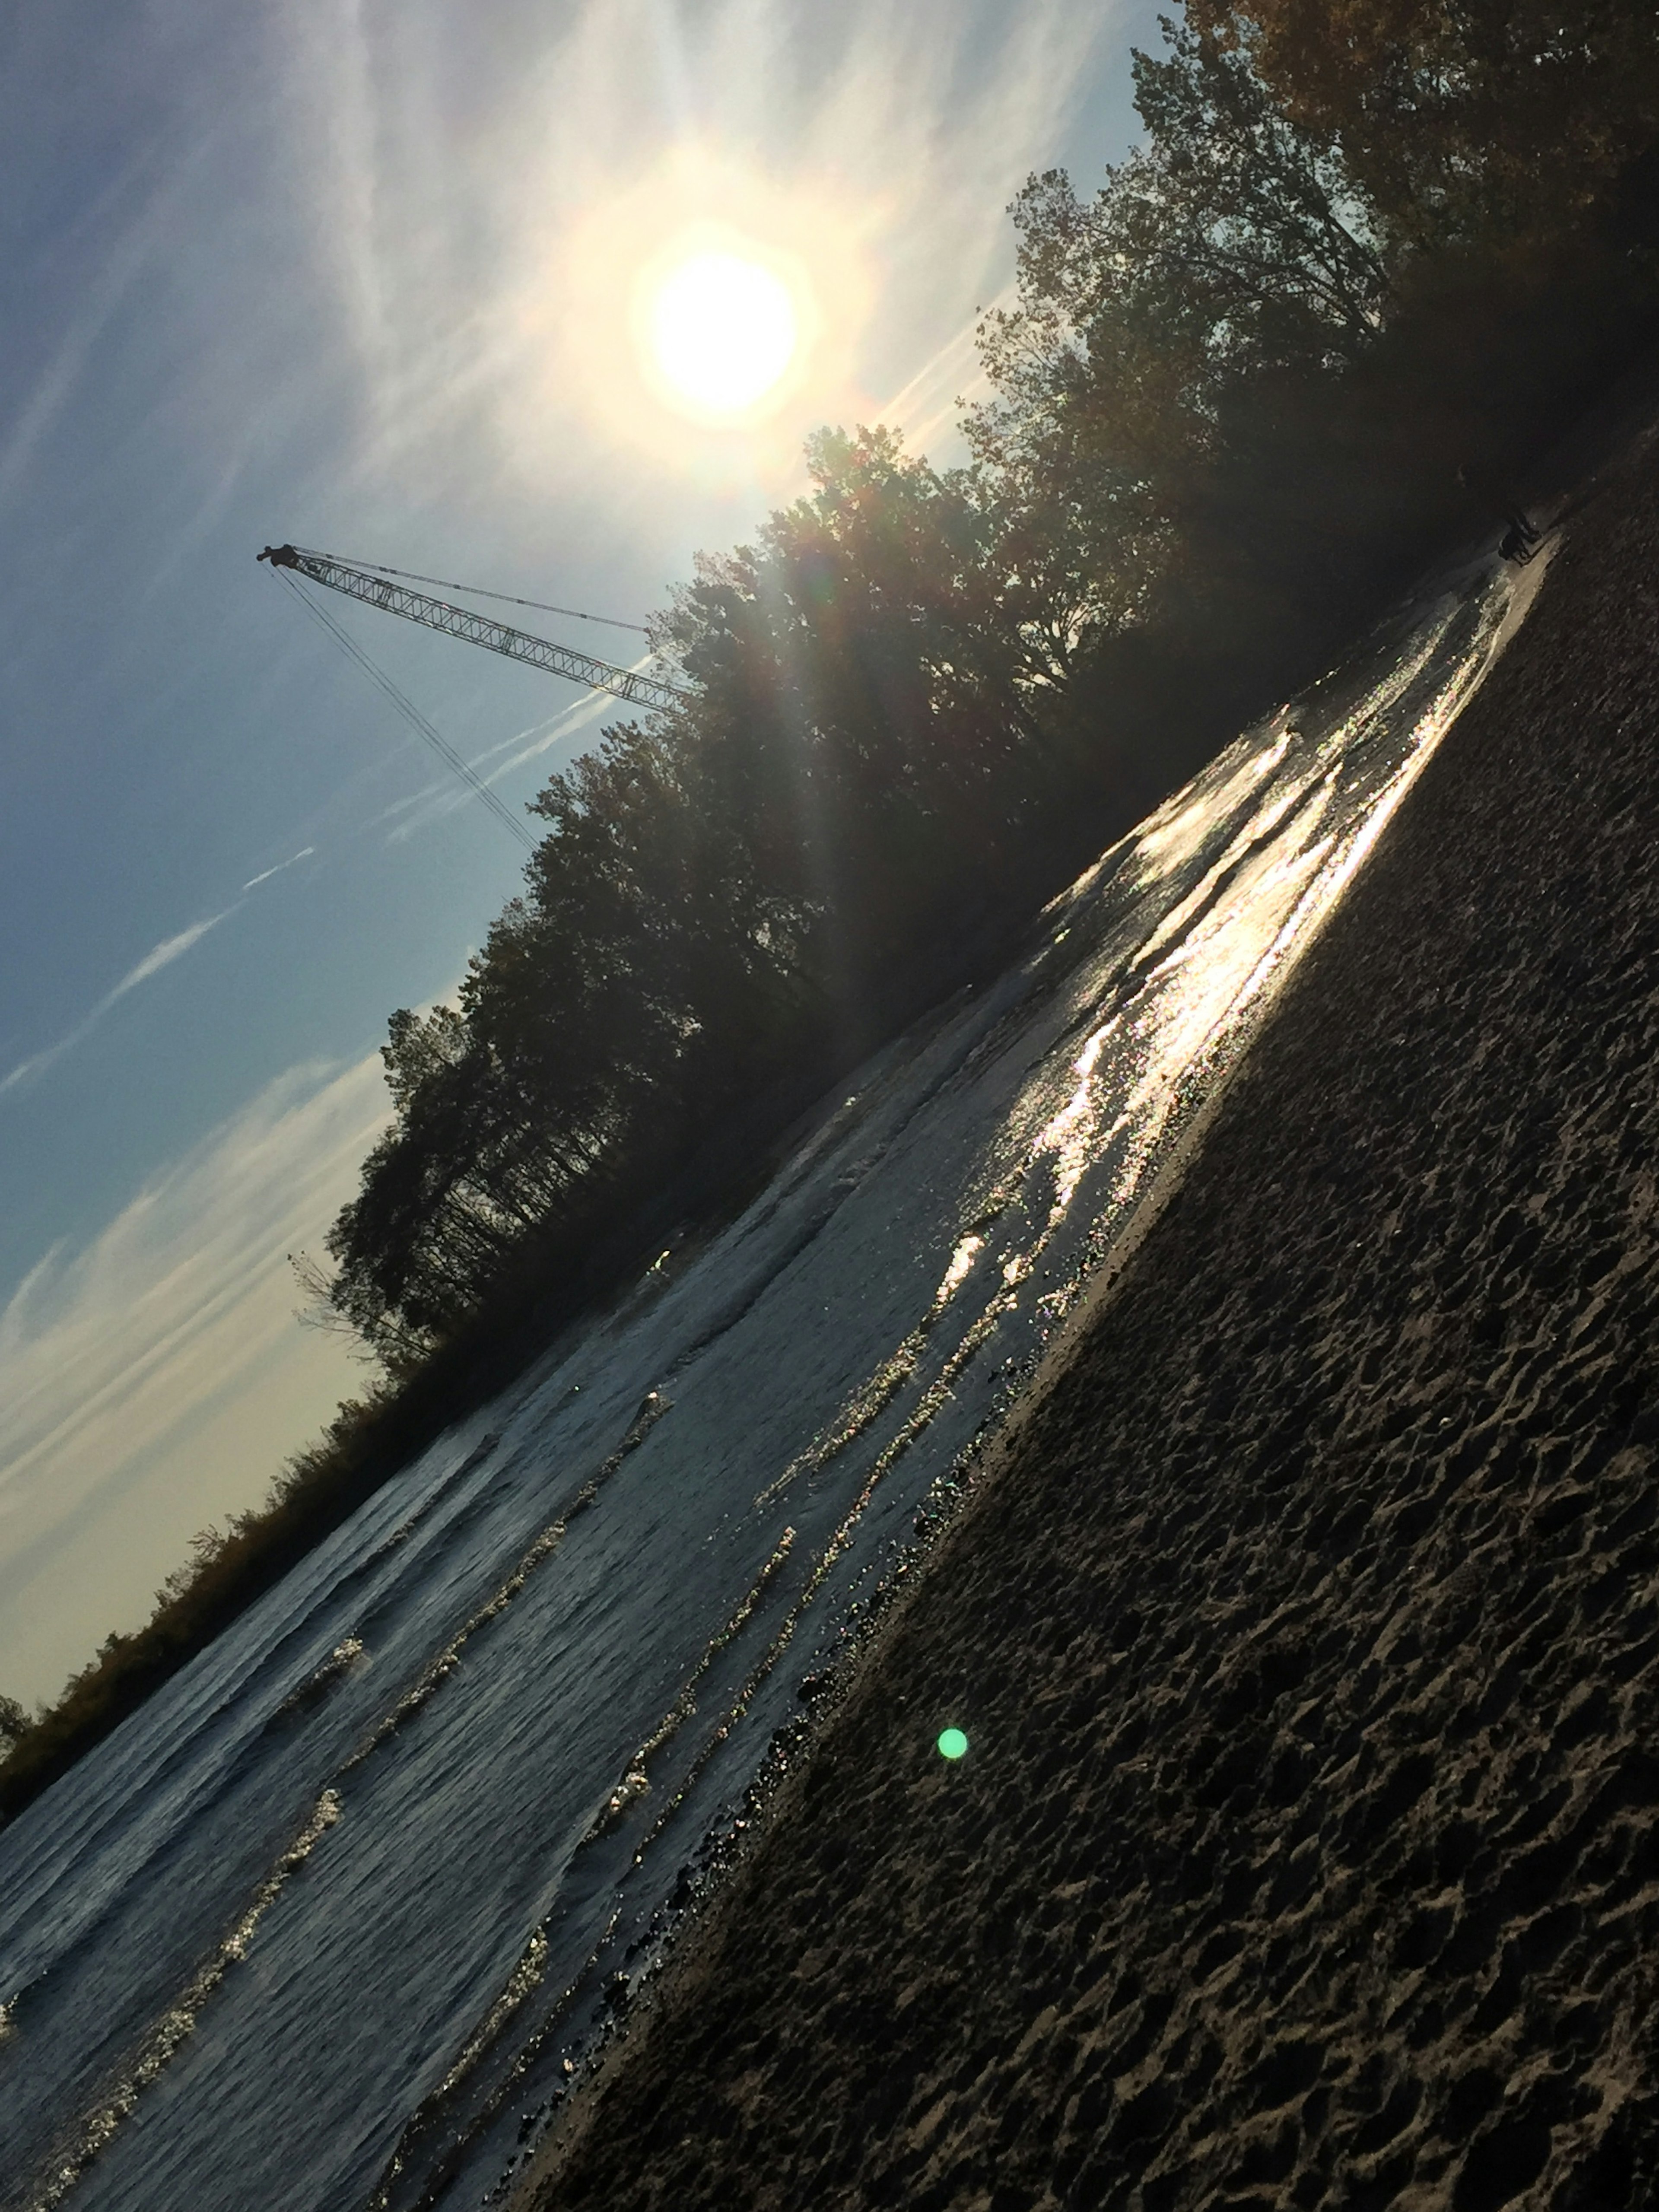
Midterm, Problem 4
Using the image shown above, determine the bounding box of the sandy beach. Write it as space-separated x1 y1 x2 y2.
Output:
515 412 1659 2212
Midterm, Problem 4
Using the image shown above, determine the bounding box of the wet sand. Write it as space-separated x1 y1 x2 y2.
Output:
515 417 1659 2211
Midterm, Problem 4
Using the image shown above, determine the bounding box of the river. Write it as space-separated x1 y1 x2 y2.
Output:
0 556 1526 2212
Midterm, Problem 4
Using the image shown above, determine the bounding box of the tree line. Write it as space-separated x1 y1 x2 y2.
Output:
5 0 1656 1814
325 0 1659 1369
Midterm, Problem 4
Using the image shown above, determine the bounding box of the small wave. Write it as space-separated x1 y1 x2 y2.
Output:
19 1790 343 2212
266 1637 365 1729
585 1770 651 1841
379 1433 502 1555
341 1525 566 1773
342 1395 676 1773
750 1224 1005 1515
589 1390 672 1487
625 1527 800 1778
639 1310 1011 1859
430 1932 549 2106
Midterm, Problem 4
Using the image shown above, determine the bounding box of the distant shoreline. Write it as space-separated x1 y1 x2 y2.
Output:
514 385 1659 2206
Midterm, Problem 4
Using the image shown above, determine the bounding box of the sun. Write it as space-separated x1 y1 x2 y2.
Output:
524 159 862 479
646 251 799 419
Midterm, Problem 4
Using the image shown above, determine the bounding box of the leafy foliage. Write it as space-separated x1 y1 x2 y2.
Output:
1183 0 1659 248
978 25 1388 452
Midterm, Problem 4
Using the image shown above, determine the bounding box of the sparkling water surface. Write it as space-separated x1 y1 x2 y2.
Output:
0 563 1519 2212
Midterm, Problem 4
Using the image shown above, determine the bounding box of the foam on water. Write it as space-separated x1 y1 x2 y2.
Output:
0 563 1523 2212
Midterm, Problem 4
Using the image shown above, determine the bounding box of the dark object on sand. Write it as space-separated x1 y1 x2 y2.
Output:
1458 461 1542 556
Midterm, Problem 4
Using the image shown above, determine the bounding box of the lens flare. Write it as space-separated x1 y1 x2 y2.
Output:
648 251 798 416
938 1727 969 1761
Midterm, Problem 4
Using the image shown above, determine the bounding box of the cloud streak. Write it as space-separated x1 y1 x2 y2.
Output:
111 914 228 995
371 687 616 845
242 846 315 890
0 908 238 1098
0 842 322 1100
877 283 1014 461
0 1053 390 1702
0 153 181 515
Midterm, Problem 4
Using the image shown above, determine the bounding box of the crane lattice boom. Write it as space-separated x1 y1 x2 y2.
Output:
257 544 686 714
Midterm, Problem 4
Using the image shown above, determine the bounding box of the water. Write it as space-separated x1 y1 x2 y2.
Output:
0 562 1524 2212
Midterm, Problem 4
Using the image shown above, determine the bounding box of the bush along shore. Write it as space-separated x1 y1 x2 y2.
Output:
6 0 1659 1822
515 360 1659 2212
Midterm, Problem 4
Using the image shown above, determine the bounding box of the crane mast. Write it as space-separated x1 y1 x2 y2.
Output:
257 544 687 714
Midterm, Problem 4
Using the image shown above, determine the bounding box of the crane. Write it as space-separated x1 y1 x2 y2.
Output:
259 543 690 852
257 544 688 713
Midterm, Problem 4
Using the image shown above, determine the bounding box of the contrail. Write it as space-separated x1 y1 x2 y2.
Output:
0 908 238 1098
242 848 315 891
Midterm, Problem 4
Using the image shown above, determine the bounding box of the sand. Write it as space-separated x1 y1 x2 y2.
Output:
513 413 1659 2212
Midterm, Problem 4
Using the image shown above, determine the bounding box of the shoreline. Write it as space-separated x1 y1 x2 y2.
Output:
513 404 1659 2204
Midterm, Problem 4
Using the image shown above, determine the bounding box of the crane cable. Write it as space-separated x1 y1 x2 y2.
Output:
287 547 652 634
277 569 539 853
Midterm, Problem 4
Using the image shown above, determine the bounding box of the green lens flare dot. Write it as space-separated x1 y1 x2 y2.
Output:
937 1727 969 1761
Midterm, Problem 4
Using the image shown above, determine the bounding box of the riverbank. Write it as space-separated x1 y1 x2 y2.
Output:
515 415 1659 2202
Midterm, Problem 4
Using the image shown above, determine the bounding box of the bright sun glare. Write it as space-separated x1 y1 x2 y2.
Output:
649 251 798 417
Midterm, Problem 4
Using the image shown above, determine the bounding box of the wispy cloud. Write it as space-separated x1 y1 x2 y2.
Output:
877 283 1014 462
0 114 227 518
111 915 227 995
265 0 1144 515
0 839 321 1097
242 846 315 891
371 687 617 845
0 909 238 1098
0 1054 390 1703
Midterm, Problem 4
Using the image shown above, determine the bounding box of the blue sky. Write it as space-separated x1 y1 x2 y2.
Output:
0 0 1164 1705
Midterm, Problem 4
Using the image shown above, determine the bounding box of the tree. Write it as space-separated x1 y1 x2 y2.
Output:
970 19 1388 605
1184 0 1659 249
321 425 1110 1360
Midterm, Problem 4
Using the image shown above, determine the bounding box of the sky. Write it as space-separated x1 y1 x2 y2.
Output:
0 0 1166 1707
